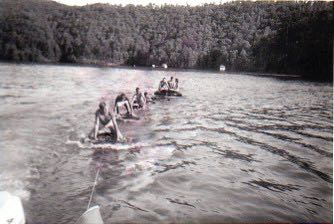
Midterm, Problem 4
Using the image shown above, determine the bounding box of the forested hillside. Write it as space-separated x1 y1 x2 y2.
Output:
0 0 332 80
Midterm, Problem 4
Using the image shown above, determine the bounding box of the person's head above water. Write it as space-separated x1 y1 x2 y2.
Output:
99 101 107 113
144 92 148 96
162 77 166 81
175 78 178 83
119 92 127 100
136 87 140 93
170 76 174 80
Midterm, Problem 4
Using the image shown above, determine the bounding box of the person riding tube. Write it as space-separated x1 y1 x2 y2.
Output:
92 101 124 142
158 77 169 91
114 93 135 116
132 87 146 109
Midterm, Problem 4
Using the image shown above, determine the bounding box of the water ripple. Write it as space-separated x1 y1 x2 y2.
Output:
244 179 301 192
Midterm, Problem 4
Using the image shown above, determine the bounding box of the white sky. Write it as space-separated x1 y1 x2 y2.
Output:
54 0 230 6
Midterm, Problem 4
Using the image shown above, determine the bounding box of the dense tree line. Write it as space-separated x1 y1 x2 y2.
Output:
0 0 332 80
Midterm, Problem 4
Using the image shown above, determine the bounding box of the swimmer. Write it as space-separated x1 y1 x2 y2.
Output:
144 91 155 103
132 87 146 109
92 101 124 141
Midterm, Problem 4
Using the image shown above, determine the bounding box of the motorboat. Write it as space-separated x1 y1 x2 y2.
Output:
75 205 104 224
0 191 25 224
219 65 226 72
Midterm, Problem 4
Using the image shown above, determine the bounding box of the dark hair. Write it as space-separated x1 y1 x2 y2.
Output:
99 101 106 110
144 92 148 96
136 87 139 91
175 78 178 82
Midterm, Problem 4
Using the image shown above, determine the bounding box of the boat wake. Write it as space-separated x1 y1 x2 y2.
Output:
65 138 150 152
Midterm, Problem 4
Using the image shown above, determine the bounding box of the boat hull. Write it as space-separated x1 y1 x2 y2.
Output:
0 191 25 224
154 90 182 97
75 206 104 224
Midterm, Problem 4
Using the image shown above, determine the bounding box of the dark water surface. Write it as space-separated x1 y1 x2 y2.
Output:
0 63 332 223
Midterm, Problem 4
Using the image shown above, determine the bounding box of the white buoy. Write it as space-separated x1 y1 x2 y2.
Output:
0 191 26 224
162 63 168 69
219 65 225 72
152 64 156 68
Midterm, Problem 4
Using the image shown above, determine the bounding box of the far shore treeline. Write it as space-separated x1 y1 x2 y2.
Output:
0 0 333 80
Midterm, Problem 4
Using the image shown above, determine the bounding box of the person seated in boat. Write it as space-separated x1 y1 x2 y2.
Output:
174 78 179 91
167 76 175 89
158 77 169 91
92 101 124 141
114 93 135 116
132 87 146 109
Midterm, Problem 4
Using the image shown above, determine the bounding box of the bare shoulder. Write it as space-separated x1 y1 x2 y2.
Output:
95 110 100 117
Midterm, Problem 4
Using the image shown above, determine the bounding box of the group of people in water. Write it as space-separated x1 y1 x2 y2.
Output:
90 76 180 142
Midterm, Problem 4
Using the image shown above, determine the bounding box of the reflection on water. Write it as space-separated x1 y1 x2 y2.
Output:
0 63 332 223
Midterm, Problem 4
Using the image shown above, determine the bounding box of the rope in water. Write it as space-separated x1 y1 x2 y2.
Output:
87 166 101 210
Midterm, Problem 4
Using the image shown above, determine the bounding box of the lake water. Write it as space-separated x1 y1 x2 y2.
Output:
0 63 332 223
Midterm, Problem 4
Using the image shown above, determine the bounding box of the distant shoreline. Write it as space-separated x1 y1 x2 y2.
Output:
0 60 314 80
1 1 332 81
240 72 302 79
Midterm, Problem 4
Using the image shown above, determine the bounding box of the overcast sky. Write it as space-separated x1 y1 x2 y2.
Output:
54 0 231 6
